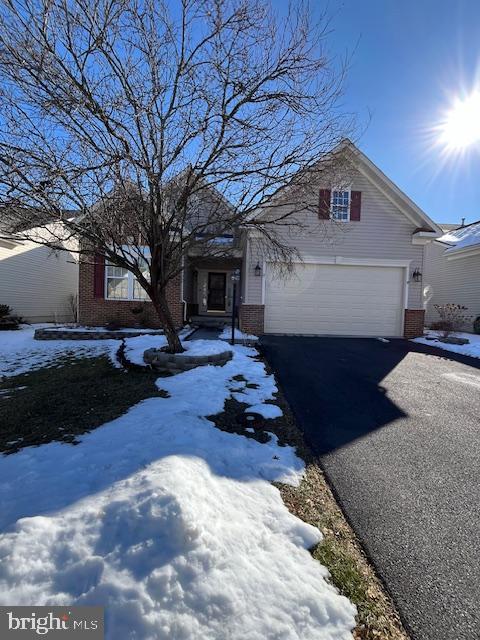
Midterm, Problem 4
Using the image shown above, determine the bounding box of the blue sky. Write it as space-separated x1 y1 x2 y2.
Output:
274 0 480 224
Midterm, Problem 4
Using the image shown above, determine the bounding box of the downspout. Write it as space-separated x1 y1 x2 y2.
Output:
181 255 187 324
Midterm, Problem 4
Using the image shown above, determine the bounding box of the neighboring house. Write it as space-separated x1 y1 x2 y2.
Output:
77 140 442 338
424 220 480 331
0 232 78 322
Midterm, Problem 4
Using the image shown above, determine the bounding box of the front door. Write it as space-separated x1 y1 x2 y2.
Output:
207 272 227 311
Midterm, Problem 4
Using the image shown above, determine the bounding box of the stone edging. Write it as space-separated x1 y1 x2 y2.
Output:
34 328 164 341
144 347 233 373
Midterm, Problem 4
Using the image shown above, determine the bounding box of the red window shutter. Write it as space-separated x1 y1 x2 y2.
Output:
93 254 105 298
350 191 361 221
318 189 331 219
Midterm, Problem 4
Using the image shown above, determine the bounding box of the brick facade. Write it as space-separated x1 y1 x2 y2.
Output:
404 309 425 339
239 304 265 335
78 258 184 329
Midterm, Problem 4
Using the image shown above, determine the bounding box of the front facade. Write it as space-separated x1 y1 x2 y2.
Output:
239 142 441 339
77 142 441 338
424 221 480 331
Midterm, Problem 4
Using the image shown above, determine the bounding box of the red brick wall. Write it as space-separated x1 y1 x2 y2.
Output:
239 304 265 335
78 258 184 328
404 309 425 339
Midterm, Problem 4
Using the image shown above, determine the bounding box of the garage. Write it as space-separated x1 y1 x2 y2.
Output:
264 262 406 336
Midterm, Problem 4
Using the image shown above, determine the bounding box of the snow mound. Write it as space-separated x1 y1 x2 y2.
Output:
0 343 356 638
0 456 354 638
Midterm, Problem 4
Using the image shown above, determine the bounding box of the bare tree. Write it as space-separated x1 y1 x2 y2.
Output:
0 0 354 352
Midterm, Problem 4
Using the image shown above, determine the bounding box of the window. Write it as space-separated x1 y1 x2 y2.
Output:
331 190 350 221
106 265 129 300
106 259 149 300
132 257 149 301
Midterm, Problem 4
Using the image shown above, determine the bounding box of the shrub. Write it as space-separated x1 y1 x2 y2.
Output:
0 304 12 318
433 303 471 337
474 316 480 335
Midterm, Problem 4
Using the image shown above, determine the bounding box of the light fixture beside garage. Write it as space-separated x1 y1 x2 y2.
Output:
254 262 262 277
412 268 422 282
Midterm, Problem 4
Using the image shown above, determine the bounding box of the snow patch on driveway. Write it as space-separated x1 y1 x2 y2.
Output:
0 343 356 639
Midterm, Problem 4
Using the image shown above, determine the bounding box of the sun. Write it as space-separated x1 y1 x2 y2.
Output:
439 92 480 151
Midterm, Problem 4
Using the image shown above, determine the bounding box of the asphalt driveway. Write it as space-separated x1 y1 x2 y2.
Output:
260 336 480 640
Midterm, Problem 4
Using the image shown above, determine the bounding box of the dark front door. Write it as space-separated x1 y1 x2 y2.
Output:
207 272 226 311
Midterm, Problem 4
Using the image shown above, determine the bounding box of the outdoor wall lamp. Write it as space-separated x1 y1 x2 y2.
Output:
412 268 422 282
254 263 262 277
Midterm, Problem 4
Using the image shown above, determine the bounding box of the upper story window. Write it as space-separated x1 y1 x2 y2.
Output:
105 257 149 300
331 190 350 222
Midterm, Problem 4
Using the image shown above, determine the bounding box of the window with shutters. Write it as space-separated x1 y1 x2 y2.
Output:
330 190 350 221
105 257 149 300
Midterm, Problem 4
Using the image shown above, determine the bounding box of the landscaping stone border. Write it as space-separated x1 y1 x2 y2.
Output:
144 347 233 374
34 328 164 341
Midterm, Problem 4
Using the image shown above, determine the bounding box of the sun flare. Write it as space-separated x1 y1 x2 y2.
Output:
439 92 480 150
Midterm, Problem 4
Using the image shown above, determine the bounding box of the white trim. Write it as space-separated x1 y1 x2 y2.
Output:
243 237 249 303
277 256 412 268
446 245 480 261
412 236 436 245
181 255 187 322
261 260 267 305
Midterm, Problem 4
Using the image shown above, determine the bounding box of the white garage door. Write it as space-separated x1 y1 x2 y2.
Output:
264 263 405 336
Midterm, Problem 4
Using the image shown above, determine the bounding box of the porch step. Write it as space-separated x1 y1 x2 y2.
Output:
189 315 237 328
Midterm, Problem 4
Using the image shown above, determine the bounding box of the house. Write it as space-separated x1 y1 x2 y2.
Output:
77 140 441 338
424 220 480 331
0 230 78 323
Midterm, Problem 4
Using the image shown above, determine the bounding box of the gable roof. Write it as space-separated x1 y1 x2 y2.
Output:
249 139 442 236
439 219 480 254
336 140 441 235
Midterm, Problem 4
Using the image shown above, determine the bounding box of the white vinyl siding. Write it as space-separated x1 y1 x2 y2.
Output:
424 241 480 330
264 262 405 336
0 239 78 322
244 164 424 311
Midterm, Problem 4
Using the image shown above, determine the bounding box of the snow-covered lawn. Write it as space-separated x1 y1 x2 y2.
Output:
0 325 120 378
0 337 356 639
413 331 480 360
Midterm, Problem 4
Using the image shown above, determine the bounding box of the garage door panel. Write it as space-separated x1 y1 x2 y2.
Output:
264 263 404 336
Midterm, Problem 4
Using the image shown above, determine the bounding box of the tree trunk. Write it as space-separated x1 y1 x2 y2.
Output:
151 289 184 353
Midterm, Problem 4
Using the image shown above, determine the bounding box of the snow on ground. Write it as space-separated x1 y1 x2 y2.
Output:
413 331 480 360
124 335 231 366
246 403 284 419
0 342 356 639
0 325 120 378
219 326 258 341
